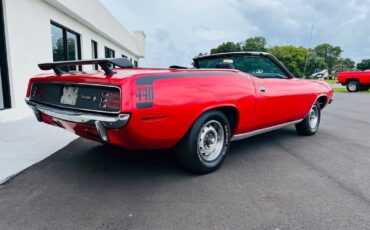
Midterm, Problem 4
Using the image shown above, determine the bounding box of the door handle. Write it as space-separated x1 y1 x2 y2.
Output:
259 85 266 93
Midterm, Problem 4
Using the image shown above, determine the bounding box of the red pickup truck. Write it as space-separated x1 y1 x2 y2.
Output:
337 71 370 92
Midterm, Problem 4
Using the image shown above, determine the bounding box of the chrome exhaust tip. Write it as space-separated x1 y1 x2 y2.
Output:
95 121 109 142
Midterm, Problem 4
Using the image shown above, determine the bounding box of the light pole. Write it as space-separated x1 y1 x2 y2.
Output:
303 25 314 78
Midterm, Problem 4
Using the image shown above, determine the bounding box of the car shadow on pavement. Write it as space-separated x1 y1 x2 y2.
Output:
46 137 188 177
54 127 295 171
4 126 300 187
229 127 298 156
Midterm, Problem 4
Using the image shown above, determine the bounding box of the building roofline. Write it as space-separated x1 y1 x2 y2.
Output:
44 0 145 58
133 31 146 38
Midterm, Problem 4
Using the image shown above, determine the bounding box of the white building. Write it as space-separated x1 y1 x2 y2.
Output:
0 0 145 122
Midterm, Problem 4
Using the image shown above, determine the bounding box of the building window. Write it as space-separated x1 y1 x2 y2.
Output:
51 21 81 71
134 60 138 68
91 40 98 70
0 0 11 109
105 47 115 58
105 47 115 68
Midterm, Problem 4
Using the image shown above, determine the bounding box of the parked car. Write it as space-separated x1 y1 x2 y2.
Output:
337 71 370 92
26 52 333 173
310 69 329 80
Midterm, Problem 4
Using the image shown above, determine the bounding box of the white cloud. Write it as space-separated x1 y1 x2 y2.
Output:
101 0 370 66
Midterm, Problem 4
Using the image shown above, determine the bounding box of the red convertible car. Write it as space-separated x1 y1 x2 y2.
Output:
26 52 333 173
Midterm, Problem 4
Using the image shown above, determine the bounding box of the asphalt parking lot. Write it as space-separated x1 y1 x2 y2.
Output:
1 93 370 230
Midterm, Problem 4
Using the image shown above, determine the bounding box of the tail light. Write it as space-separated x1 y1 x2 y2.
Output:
32 85 45 100
100 91 120 110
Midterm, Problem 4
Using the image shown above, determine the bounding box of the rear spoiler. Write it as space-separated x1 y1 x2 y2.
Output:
38 58 134 76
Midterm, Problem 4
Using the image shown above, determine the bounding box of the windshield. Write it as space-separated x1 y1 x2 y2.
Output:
196 56 287 78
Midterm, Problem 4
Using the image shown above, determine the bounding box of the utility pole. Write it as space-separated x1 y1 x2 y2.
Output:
303 25 314 78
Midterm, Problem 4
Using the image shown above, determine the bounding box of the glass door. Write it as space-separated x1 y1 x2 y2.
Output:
0 67 3 109
0 0 10 110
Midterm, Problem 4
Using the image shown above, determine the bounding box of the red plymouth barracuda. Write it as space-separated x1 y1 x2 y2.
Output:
337 71 370 92
26 52 333 173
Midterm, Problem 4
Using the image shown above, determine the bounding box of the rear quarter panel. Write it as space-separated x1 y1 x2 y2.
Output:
117 72 256 149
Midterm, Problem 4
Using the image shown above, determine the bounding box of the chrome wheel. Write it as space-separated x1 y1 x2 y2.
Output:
295 102 321 136
309 105 319 130
347 81 358 91
198 120 225 162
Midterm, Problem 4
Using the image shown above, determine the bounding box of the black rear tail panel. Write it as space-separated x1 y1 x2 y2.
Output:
30 82 121 114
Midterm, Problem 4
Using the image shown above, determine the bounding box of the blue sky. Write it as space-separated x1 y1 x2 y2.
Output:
101 0 370 67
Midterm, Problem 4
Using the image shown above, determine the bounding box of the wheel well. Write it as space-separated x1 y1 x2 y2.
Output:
317 96 328 109
215 106 239 134
346 78 359 84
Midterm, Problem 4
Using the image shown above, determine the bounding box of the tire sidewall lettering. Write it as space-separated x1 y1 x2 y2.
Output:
222 124 230 156
196 118 230 164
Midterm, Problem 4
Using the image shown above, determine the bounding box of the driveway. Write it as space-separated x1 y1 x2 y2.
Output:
0 93 370 229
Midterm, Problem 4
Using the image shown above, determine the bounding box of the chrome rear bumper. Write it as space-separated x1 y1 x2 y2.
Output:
25 99 130 142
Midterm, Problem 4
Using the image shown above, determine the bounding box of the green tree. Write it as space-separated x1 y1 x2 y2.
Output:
53 38 65 61
269 45 308 77
207 38 350 78
242 36 267 52
313 43 342 72
210 41 241 54
356 59 370 70
305 51 328 76
337 58 355 70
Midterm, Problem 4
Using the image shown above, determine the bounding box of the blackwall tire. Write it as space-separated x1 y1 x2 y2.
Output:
295 102 321 136
346 80 360 92
175 110 231 174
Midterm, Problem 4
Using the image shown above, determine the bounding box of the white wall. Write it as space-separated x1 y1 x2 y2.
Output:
0 0 145 122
